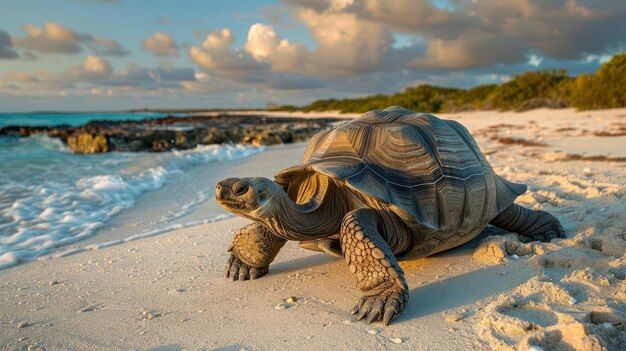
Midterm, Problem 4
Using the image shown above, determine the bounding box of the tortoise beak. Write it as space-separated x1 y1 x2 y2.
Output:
216 179 234 201
215 181 223 200
216 178 247 201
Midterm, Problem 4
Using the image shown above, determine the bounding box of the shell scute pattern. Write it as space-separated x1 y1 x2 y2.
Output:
280 106 526 239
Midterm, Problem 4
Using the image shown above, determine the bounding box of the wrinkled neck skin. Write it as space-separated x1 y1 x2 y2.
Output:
250 182 348 241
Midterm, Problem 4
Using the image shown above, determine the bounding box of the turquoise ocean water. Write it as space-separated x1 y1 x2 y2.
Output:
0 112 174 127
0 113 263 269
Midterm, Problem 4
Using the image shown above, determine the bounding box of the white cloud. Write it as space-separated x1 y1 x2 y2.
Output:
1 56 196 98
412 30 530 69
296 8 393 75
245 23 279 61
202 28 235 50
15 22 90 53
143 32 179 57
189 29 269 73
12 22 128 57
83 55 113 74
243 23 308 72
286 0 626 68
4 0 625 110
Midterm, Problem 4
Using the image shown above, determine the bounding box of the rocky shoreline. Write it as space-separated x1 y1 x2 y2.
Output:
0 114 347 154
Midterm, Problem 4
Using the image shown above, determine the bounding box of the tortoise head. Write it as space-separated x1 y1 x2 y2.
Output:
215 177 280 220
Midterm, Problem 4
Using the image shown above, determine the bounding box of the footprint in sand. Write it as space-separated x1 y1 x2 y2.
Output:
497 303 558 328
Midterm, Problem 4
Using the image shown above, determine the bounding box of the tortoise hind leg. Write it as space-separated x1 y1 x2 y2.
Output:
490 204 566 243
341 208 409 326
298 238 343 258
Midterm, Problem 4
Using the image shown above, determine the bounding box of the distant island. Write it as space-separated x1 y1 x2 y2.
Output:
272 53 626 114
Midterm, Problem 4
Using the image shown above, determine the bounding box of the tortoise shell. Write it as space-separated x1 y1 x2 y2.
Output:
275 106 526 237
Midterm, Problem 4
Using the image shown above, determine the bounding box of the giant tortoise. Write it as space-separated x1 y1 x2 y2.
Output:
215 106 565 325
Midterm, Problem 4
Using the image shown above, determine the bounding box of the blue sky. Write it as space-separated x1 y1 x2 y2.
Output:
0 0 624 111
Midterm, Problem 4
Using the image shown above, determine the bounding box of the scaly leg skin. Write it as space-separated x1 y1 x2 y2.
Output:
225 222 286 281
490 204 567 243
341 208 409 326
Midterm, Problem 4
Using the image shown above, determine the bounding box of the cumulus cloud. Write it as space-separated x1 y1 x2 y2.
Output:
412 30 530 69
2 55 196 97
14 22 90 53
190 18 391 81
189 28 269 73
285 0 626 70
351 0 471 39
63 55 113 83
0 30 19 59
297 8 393 75
12 22 129 56
202 28 235 50
186 0 625 95
143 32 179 57
245 23 278 61
244 23 308 72
83 55 113 74
5 0 624 110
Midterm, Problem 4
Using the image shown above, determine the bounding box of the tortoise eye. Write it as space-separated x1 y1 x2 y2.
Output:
232 181 249 196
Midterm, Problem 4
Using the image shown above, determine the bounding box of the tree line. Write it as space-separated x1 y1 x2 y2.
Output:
272 53 626 113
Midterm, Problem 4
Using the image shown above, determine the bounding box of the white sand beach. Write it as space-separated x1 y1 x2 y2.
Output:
1 108 625 351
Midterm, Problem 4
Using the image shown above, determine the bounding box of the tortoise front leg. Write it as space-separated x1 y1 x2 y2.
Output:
225 222 286 281
341 208 409 326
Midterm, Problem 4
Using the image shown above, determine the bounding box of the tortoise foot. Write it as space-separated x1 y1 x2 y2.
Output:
491 205 567 243
224 254 269 281
518 211 567 243
352 288 409 325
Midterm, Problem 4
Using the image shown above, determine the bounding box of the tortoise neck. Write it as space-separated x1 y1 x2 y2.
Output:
262 185 347 241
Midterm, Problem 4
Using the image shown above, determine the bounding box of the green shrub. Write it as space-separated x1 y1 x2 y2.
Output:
570 53 626 109
487 70 573 111
442 84 498 112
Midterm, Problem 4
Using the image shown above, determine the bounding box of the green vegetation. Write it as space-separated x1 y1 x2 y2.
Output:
569 54 626 110
487 70 572 111
272 53 626 113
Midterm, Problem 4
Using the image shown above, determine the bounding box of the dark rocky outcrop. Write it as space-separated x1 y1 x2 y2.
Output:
0 114 347 154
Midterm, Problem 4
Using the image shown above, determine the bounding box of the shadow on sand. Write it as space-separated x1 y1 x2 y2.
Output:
262 226 527 324
269 250 338 276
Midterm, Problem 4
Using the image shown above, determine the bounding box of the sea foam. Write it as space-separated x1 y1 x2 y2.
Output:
0 136 263 269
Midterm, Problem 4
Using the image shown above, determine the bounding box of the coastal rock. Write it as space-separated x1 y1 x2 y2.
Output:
202 127 227 145
67 133 109 154
0 114 346 154
242 127 284 146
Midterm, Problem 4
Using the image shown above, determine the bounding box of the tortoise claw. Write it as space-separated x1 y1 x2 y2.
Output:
352 290 408 326
224 254 268 281
382 292 406 326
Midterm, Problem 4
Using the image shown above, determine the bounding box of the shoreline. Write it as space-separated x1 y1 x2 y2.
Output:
43 143 310 265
